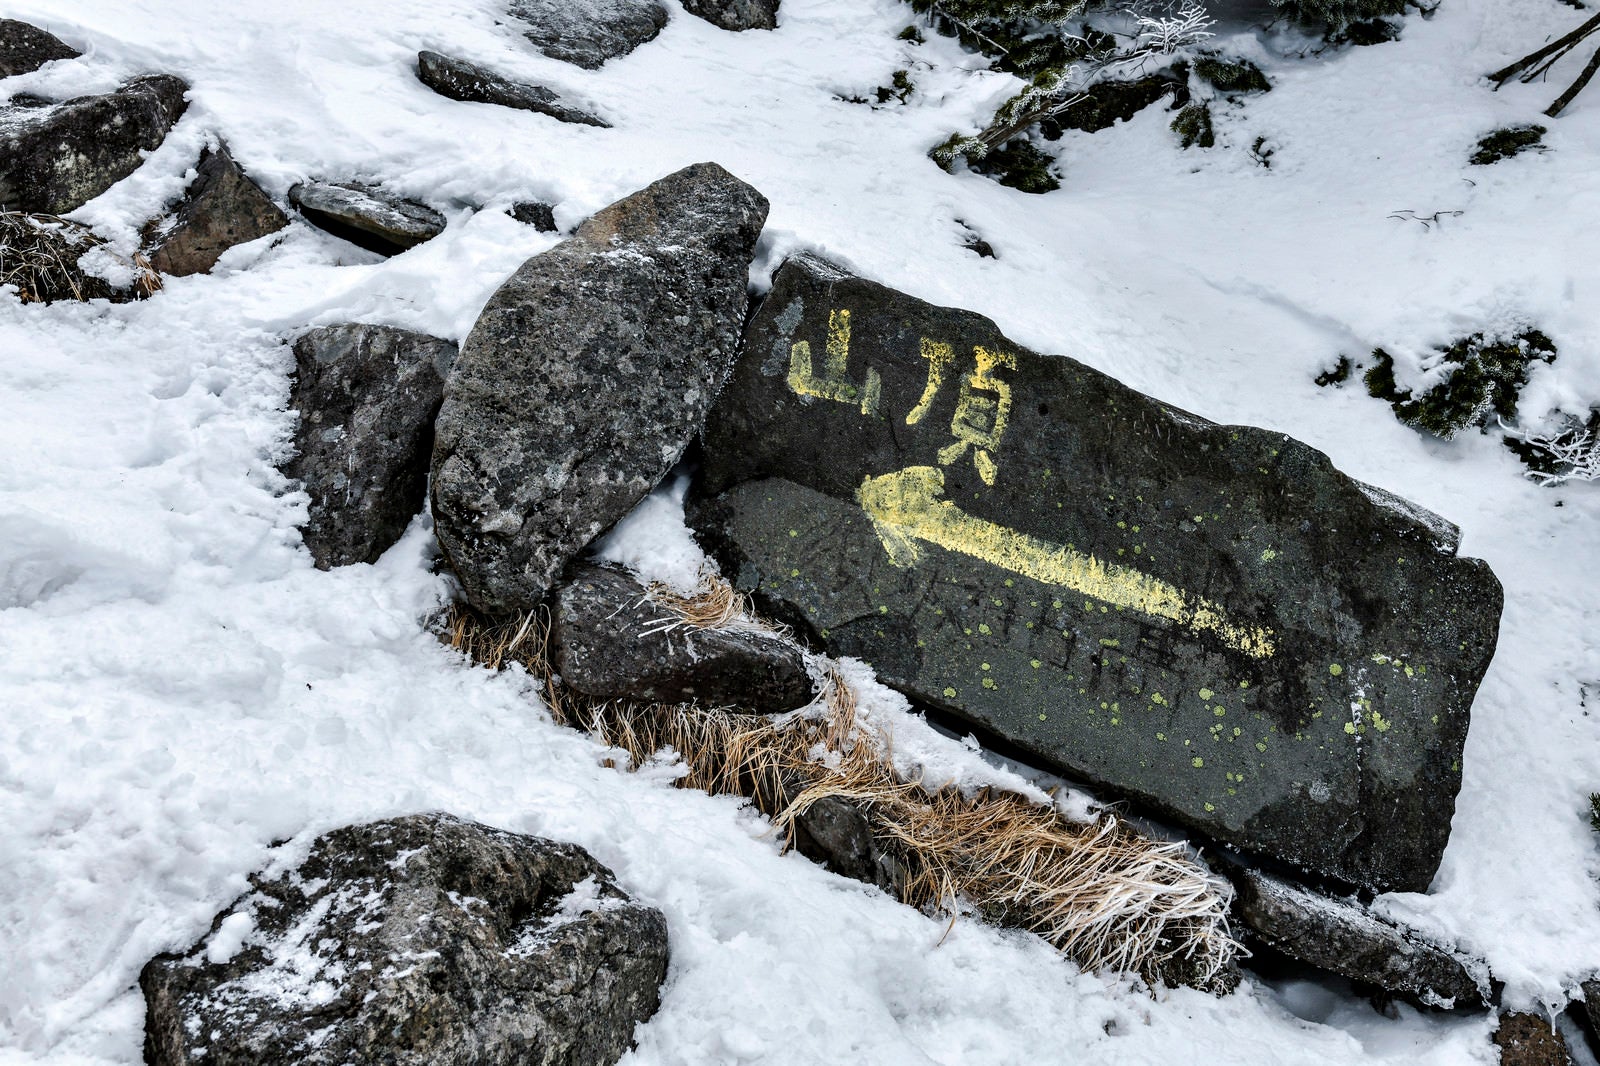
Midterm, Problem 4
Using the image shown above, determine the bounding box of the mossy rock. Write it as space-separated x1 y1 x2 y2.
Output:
1365 329 1557 439
1171 103 1215 149
1469 125 1546 166
1195 55 1271 94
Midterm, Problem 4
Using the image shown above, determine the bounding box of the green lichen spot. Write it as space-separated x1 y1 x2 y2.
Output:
982 677 997 690
1329 663 1344 676
981 662 991 671
1372 712 1392 733
1199 687 1215 701
879 605 888 614
1030 659 1041 669
1239 680 1250 689
1213 707 1226 717
1192 757 1204 768
1343 722 1357 735
978 623 992 635
944 687 957 698
1204 802 1216 812
1004 579 1014 587
1261 548 1278 562
1100 638 1120 648
1117 521 1127 530
1151 692 1167 706
1156 732 1167 741
1255 741 1267 752
1038 713 1047 721
992 598 1004 607
788 529 799 537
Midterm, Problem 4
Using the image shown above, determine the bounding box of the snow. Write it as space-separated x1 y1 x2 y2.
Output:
0 0 1597 1063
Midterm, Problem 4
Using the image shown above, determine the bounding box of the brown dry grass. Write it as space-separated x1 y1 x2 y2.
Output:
0 211 161 304
443 574 1239 991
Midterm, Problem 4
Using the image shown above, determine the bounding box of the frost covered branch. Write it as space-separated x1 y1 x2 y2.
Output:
1504 419 1600 486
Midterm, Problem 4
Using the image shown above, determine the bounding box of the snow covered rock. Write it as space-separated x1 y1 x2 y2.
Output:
1230 864 1486 1008
285 323 455 568
681 0 780 32
0 75 188 215
507 0 669 70
431 161 768 615
690 253 1504 894
287 180 446 256
0 19 80 77
140 812 669 1066
551 563 813 711
509 200 559 231
144 143 287 276
416 51 610 127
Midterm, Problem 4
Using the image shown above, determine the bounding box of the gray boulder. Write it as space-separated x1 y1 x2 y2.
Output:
140 813 668 1066
417 51 609 127
431 162 768 614
285 324 455 568
288 181 445 256
1231 865 1486 1007
552 563 813 711
690 253 1503 893
0 19 79 77
1494 1012 1574 1066
145 144 287 276
0 75 188 214
508 0 669 69
682 0 779 31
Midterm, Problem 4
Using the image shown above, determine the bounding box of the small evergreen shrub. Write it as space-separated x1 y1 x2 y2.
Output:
1194 55 1271 94
1315 355 1354 387
1365 329 1557 439
1469 125 1547 166
968 137 1062 192
1171 103 1215 148
1269 0 1408 30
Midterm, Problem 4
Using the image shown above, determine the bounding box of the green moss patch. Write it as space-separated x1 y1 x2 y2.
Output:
1194 56 1271 94
1469 124 1547 166
1171 103 1215 149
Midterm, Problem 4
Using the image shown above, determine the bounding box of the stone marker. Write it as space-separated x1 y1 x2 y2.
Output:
1231 864 1485 1007
507 0 669 69
141 812 668 1066
0 19 80 77
431 162 768 615
0 75 188 215
682 0 780 31
691 254 1503 893
288 181 445 256
286 324 455 568
416 51 610 127
145 143 287 276
552 562 813 711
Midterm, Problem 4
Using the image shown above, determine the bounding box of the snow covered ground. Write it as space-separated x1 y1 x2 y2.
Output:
1 0 1597 1062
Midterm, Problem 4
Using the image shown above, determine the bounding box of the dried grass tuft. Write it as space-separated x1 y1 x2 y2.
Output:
0 211 161 304
443 597 1239 991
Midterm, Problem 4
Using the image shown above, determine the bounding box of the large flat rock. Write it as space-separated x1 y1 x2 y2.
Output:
690 254 1503 893
431 162 768 615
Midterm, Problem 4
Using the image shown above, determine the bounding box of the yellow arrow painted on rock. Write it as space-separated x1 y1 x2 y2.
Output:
856 466 1275 660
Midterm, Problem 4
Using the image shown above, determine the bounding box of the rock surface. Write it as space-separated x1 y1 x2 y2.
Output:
789 794 906 895
417 51 610 127
0 75 188 215
288 181 445 256
431 162 768 614
1494 1012 1574 1066
552 563 813 711
140 812 669 1066
508 0 669 69
1231 864 1485 1007
510 200 559 231
145 144 287 276
285 324 455 568
690 253 1504 894
682 0 780 31
0 19 80 77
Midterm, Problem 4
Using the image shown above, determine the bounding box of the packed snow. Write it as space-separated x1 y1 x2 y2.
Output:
1 0 1598 1062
